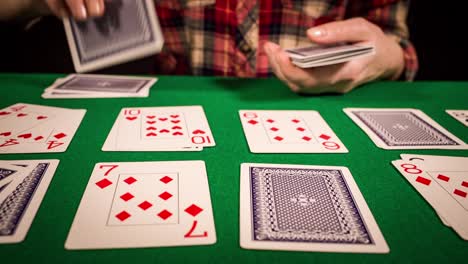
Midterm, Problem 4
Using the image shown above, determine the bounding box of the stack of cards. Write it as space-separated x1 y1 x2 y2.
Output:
446 109 468 127
42 74 157 99
238 110 347 153
63 0 164 73
0 160 59 244
0 103 86 154
65 161 216 249
285 43 374 68
392 155 468 240
102 106 215 151
239 163 389 253
344 108 468 149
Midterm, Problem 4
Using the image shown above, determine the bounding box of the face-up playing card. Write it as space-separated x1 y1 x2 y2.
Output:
392 155 468 240
446 110 468 127
102 106 215 151
344 108 467 149
240 163 389 253
239 110 348 153
63 0 164 73
0 160 59 244
65 161 216 249
0 103 86 154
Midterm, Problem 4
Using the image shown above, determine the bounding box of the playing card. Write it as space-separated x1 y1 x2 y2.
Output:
65 161 216 249
239 110 347 153
446 110 468 127
392 157 468 240
240 163 389 253
45 74 156 94
344 108 467 149
0 103 86 154
0 163 30 204
102 106 214 151
64 0 164 73
0 160 59 244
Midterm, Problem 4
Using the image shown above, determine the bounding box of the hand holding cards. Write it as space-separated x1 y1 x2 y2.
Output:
285 43 374 68
63 0 164 73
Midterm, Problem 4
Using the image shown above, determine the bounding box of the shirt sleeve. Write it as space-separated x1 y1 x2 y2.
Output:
345 0 418 81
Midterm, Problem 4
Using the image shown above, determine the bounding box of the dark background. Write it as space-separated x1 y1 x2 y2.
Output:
0 2 466 80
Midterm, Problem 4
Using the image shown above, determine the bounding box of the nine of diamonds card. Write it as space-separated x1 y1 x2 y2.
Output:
65 161 216 250
0 103 86 154
239 110 347 153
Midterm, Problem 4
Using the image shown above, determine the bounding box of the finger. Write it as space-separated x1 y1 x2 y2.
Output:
65 0 88 20
85 0 105 17
263 42 301 92
45 0 69 18
307 17 379 44
275 49 319 90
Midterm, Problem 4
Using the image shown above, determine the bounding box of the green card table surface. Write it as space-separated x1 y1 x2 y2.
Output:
0 74 467 263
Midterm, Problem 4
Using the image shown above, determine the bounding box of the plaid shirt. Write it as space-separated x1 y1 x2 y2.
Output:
154 0 417 80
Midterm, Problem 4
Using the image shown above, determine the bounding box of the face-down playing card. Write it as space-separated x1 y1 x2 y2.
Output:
240 163 389 253
0 103 86 154
65 161 216 249
344 108 467 149
239 110 348 153
0 160 59 244
63 0 164 73
102 106 215 151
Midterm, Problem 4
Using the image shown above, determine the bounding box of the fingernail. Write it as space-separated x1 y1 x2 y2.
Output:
79 5 87 19
308 28 326 38
95 2 102 14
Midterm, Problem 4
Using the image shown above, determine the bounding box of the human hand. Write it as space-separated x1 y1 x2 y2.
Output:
43 0 105 20
264 18 405 94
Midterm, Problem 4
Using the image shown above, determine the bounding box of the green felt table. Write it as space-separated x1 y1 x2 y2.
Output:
0 73 467 263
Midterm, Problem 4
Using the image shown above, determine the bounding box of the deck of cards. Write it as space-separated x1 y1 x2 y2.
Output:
239 163 389 253
42 74 157 99
285 43 374 68
0 159 59 244
446 110 468 127
63 0 164 73
65 161 216 249
0 103 85 154
344 108 468 149
392 155 468 240
102 106 215 151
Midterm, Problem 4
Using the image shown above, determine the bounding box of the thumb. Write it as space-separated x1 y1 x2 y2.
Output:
307 18 377 44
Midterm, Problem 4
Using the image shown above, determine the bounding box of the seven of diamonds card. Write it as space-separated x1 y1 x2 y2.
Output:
0 103 86 154
63 0 164 73
239 163 389 253
0 160 60 244
102 106 214 151
239 110 348 153
65 161 216 250
344 108 467 149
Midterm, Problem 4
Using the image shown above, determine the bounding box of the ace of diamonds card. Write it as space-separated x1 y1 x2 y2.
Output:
65 161 216 250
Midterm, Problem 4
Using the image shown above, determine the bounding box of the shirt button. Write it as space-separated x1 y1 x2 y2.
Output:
240 43 252 54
